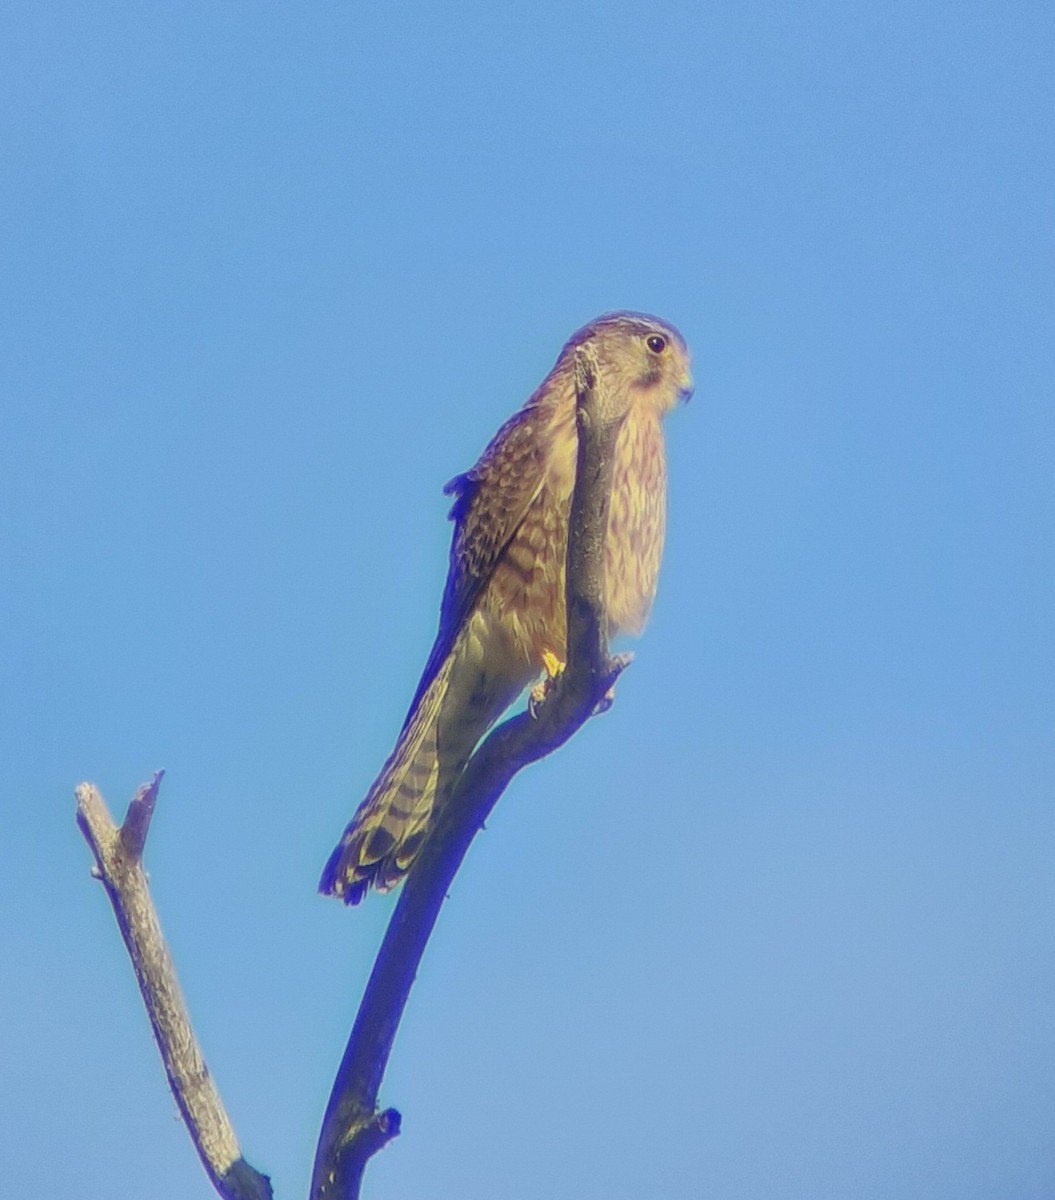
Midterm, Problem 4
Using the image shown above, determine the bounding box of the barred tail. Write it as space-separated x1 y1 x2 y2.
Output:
319 650 458 904
320 618 529 904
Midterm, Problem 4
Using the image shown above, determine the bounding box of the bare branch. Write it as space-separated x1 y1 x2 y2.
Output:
76 774 273 1200
311 341 631 1199
118 771 161 860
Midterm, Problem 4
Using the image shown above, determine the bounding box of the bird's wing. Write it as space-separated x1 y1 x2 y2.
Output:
400 406 550 727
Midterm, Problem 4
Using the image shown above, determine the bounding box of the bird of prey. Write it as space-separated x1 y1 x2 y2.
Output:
320 312 693 904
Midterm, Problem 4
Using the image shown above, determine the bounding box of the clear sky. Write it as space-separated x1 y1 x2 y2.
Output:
2 2 1053 1197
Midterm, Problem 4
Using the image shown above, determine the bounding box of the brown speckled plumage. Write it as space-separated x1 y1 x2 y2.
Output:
320 312 693 903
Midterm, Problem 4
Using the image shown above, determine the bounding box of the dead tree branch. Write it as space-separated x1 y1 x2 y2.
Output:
76 772 273 1200
310 343 632 1199
78 342 633 1199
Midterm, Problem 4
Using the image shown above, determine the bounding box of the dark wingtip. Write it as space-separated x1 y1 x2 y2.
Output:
341 880 369 906
318 842 371 906
319 823 418 907
318 869 370 906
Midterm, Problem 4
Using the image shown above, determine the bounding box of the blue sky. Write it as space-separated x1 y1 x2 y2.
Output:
2 2 1053 1197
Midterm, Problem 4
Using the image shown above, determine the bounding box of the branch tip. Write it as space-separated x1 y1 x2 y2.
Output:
120 768 165 861
76 777 271 1200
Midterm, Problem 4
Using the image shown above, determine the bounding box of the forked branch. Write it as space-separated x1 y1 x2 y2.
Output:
76 773 273 1200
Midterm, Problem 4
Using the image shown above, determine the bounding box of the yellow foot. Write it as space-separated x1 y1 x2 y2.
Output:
541 648 564 679
529 649 566 718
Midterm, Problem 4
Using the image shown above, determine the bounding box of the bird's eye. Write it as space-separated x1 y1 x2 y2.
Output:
646 334 667 354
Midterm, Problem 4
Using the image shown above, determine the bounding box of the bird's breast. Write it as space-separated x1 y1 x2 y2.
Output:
481 407 667 672
605 410 667 637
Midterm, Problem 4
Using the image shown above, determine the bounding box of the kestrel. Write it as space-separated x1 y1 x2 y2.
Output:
320 312 693 904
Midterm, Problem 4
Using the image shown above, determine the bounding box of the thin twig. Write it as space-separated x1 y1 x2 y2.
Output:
310 342 631 1199
76 772 273 1200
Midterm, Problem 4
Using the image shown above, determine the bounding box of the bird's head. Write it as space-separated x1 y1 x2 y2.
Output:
564 311 694 416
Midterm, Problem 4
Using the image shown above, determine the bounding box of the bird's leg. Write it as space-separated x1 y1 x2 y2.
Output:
528 648 566 718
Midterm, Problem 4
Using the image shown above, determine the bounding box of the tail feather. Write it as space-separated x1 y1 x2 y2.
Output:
320 654 453 904
321 618 534 905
